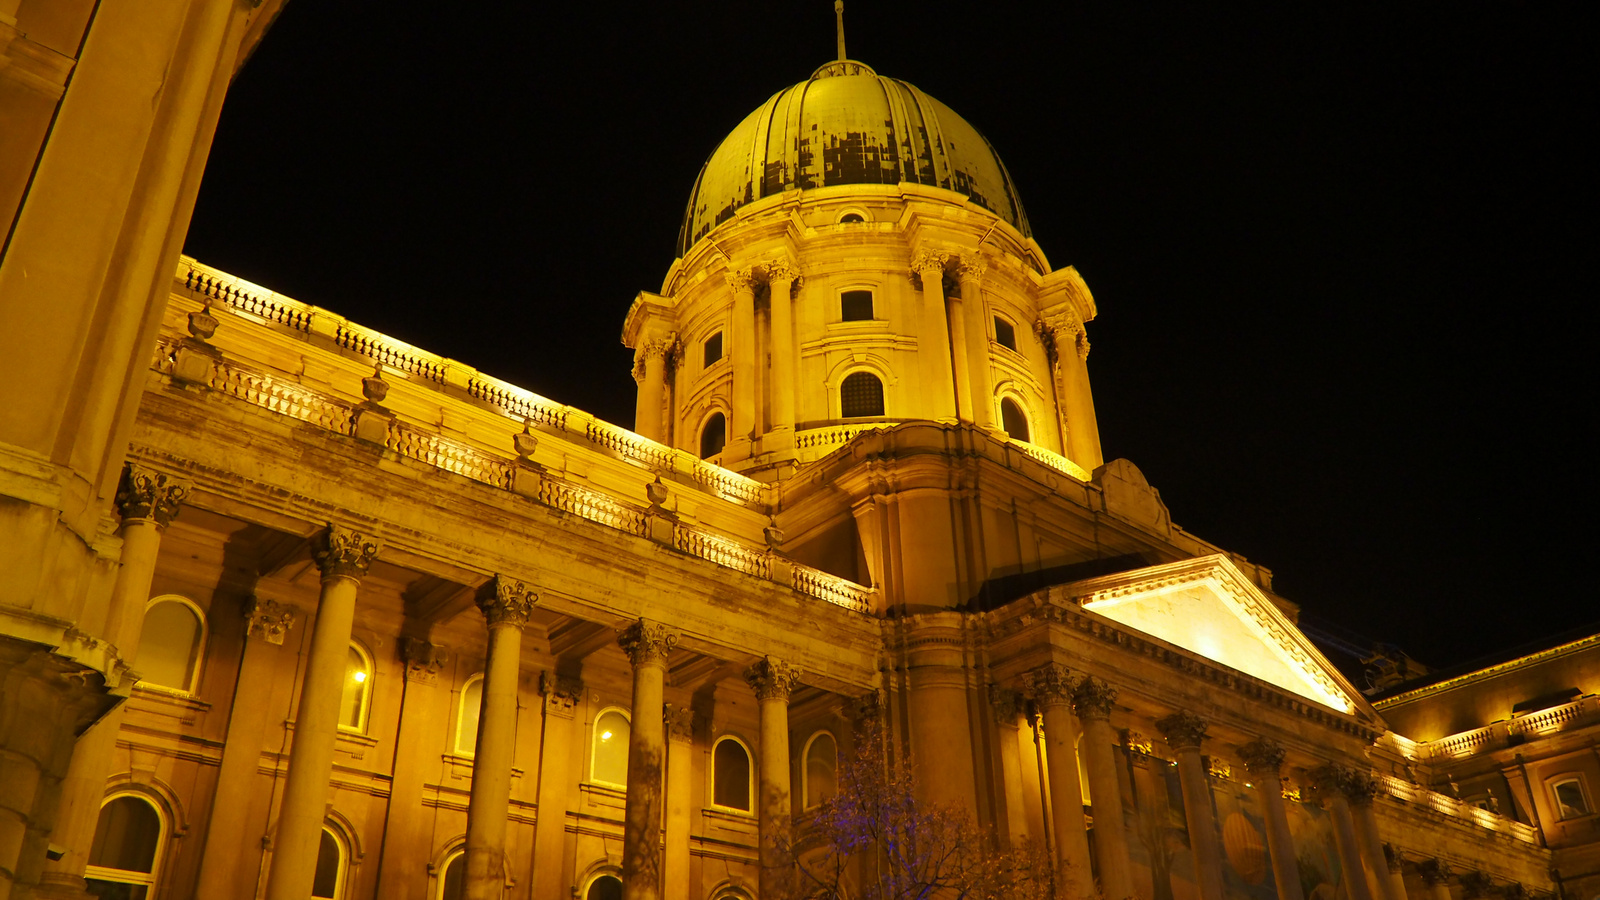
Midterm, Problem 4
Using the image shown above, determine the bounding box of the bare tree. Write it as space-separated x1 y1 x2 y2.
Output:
783 720 1060 900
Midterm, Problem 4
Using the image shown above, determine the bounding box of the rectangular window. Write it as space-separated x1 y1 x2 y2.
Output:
703 332 723 366
840 290 873 322
994 317 1017 350
1553 777 1592 819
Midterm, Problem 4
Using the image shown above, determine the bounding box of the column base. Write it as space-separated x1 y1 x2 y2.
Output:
32 873 94 900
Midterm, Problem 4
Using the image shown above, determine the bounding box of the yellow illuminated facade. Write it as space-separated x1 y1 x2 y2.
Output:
2 10 1593 900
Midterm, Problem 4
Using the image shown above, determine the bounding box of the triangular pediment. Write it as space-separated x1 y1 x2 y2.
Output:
1062 555 1361 714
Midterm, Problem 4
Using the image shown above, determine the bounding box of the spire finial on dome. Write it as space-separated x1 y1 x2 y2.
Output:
835 1 846 61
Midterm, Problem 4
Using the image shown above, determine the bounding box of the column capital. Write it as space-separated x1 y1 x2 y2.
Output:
851 689 885 727
244 597 296 645
664 703 695 744
1382 842 1404 875
1311 763 1378 807
1459 871 1493 900
725 268 757 292
116 464 190 527
400 637 449 684
618 618 679 668
540 671 583 719
1071 676 1117 721
954 255 987 281
312 524 381 581
1156 711 1209 751
475 576 537 628
763 259 800 284
1238 738 1287 775
1028 662 1077 706
988 684 1024 722
910 249 953 275
745 655 801 702
637 332 680 362
1417 859 1454 886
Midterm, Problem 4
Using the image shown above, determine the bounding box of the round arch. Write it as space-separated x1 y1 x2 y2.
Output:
137 594 208 694
709 734 755 813
591 706 632 787
800 730 839 810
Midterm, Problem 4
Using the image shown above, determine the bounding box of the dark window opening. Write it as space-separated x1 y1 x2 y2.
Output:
700 413 727 458
839 213 865 224
713 740 752 811
994 317 1016 350
1000 398 1029 441
840 290 873 322
703 332 723 366
587 876 624 900
840 372 885 418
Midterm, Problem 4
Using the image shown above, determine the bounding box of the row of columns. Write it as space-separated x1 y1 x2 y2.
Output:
1014 664 1396 900
911 250 993 428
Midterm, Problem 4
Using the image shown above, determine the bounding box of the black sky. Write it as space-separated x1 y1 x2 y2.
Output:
186 3 1596 671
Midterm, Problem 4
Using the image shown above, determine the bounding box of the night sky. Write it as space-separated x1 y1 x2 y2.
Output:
185 4 1595 673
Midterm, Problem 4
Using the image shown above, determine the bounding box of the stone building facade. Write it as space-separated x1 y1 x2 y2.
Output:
2 7 1593 900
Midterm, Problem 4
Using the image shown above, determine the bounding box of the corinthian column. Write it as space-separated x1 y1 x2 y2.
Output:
1037 309 1102 469
464 578 537 900
1157 712 1224 900
726 269 757 452
989 686 1031 847
1311 766 1375 900
1239 739 1303 900
532 674 582 900
1418 859 1454 900
633 334 677 443
1073 677 1133 900
618 619 679 900
747 657 800 900
38 465 188 899
911 251 957 420
662 705 695 900
956 256 994 428
1029 664 1092 896
1345 770 1399 900
264 525 381 900
765 262 799 434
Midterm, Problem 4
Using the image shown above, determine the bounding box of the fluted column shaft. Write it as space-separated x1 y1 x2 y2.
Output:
39 468 187 898
464 579 536 900
1158 712 1224 900
766 264 798 432
727 271 757 447
193 600 296 900
531 676 581 900
1030 666 1092 896
1074 678 1133 900
264 526 380 900
1240 740 1304 900
619 620 678 900
663 706 694 900
957 261 994 428
748 658 799 899
912 253 957 420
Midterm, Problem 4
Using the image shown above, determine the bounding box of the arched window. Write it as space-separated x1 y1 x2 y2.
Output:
803 731 838 809
838 212 865 224
585 874 623 900
311 827 345 899
592 709 631 787
840 372 884 418
712 737 753 812
438 848 465 900
339 643 374 733
1000 398 1030 442
699 412 727 459
456 674 484 756
85 794 164 897
138 597 205 692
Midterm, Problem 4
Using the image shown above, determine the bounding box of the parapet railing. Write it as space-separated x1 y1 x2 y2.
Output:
1375 774 1541 844
1418 695 1600 761
1007 438 1092 483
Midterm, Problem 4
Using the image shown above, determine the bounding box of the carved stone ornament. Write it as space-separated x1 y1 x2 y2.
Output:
1417 859 1454 886
910 249 952 275
1459 871 1493 900
724 268 757 292
116 464 190 527
187 304 219 340
763 521 786 550
954 255 988 281
1238 738 1287 775
476 577 537 628
1028 663 1077 705
1156 711 1209 751
763 259 800 285
361 364 389 403
851 689 885 725
639 333 679 363
1382 842 1404 875
244 597 296 645
513 421 539 462
401 637 449 684
311 524 381 580
1071 676 1118 721
646 478 670 510
618 618 679 668
746 655 801 702
988 684 1024 722
664 703 695 743
540 671 582 719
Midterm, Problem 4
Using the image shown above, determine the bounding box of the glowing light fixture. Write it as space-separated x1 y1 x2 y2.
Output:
351 671 366 683
601 731 613 741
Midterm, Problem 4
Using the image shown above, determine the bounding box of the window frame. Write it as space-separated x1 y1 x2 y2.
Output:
338 641 375 734
311 825 348 900
993 315 1018 352
839 370 886 419
710 734 755 814
839 289 875 323
698 410 728 459
136 595 208 695
582 871 625 900
591 707 633 788
436 846 466 900
703 331 724 368
1551 775 1594 820
999 396 1031 442
801 730 839 811
455 673 485 756
84 792 167 897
